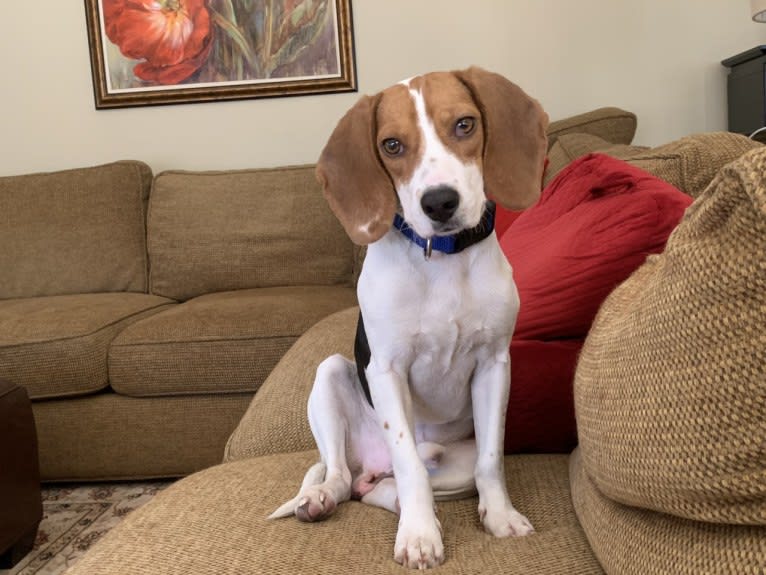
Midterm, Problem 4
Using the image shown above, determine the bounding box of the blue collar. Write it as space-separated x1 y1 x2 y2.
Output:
392 202 496 259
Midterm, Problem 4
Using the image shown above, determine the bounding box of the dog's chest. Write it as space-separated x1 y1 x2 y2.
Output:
358 233 517 423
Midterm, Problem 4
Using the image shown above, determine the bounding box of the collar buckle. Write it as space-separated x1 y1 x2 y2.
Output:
424 238 433 260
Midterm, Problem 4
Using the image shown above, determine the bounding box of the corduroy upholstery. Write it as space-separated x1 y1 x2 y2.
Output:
148 166 358 301
66 451 604 575
109 286 357 397
0 161 153 299
572 148 766 570
0 294 173 399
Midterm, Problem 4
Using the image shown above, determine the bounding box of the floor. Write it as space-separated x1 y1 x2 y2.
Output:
1 481 171 575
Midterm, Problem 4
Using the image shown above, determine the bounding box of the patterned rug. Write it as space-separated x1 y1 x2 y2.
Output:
1 481 171 575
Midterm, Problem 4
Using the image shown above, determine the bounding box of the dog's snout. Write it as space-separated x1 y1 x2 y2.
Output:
420 186 460 223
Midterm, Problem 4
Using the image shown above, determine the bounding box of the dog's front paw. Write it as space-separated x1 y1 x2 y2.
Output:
294 487 338 522
394 517 444 569
479 503 535 538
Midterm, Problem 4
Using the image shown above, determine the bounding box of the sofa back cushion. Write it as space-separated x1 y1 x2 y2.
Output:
574 147 766 525
0 161 152 299
148 165 355 301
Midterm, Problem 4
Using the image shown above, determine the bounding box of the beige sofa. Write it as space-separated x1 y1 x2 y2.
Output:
66 143 766 574
0 163 359 481
0 107 757 487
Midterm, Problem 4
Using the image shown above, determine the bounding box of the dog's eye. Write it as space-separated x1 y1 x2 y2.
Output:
455 117 476 137
381 138 404 156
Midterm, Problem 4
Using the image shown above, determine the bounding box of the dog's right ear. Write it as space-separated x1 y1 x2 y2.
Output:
316 94 397 245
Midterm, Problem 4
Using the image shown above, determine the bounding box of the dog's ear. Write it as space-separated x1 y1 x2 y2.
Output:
455 67 548 210
316 94 397 245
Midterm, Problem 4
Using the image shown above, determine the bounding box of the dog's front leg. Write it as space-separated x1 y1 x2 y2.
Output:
368 366 444 569
471 351 535 537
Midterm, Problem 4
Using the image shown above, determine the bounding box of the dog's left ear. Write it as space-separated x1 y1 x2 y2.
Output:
455 67 549 210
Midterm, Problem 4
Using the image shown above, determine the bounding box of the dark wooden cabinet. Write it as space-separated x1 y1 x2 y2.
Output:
722 46 766 140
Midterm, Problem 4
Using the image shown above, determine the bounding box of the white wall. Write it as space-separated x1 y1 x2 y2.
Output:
1 1 764 176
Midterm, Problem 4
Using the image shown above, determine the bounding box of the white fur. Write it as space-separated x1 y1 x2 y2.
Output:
398 84 485 239
270 80 534 570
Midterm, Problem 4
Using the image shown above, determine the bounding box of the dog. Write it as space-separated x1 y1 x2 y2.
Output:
269 67 548 569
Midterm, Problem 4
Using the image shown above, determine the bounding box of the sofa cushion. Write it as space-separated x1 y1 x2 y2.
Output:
65 451 603 575
109 286 357 397
0 293 173 399
148 166 357 301
575 147 766 524
505 340 581 454
570 450 765 575
225 306 358 462
544 133 648 186
0 161 153 299
618 132 761 197
546 107 637 151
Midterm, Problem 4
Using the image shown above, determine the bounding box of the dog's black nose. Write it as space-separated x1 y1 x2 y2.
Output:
420 186 460 223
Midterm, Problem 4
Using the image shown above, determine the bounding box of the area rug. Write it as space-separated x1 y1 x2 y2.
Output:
1 481 171 575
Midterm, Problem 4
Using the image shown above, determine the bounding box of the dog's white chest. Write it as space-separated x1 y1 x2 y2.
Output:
357 231 518 425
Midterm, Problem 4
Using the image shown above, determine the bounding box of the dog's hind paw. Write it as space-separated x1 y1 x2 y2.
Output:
479 504 535 538
294 487 338 522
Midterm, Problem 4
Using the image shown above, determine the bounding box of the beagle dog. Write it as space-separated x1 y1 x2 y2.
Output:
270 67 548 569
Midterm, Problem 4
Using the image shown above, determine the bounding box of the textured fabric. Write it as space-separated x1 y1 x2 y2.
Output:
0 161 152 299
619 132 762 198
0 293 173 399
109 286 357 397
33 392 251 481
505 340 581 454
66 451 603 575
546 107 637 151
148 165 356 301
502 154 692 341
224 306 358 461
570 450 766 575
575 148 766 525
544 133 648 186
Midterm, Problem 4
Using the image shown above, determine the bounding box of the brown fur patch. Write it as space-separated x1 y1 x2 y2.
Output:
419 73 483 166
376 84 422 188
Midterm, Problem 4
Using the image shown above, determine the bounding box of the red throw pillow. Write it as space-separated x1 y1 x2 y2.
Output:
501 153 693 453
506 339 582 453
502 153 693 341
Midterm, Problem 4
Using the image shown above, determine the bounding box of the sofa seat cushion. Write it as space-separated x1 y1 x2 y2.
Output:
66 451 603 575
0 161 153 299
570 450 765 575
109 286 358 397
0 294 174 399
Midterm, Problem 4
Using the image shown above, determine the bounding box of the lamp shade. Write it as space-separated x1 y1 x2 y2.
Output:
753 0 766 22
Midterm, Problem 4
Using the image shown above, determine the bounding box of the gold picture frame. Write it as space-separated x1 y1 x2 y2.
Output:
85 0 356 109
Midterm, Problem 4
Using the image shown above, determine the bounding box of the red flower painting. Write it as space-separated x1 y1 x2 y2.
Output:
103 0 213 84
88 0 354 105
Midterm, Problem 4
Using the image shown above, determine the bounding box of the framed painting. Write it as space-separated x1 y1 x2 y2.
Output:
84 0 357 109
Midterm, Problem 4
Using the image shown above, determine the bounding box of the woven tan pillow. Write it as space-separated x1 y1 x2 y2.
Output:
575 147 766 525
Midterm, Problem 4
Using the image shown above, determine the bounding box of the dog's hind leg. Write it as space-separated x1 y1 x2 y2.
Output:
270 354 370 522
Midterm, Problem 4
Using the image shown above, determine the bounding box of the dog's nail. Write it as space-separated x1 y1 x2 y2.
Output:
298 497 309 507
319 492 326 504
